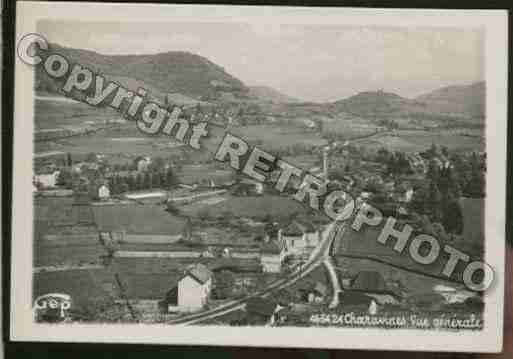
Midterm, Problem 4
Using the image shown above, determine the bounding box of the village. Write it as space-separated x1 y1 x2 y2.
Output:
32 128 486 326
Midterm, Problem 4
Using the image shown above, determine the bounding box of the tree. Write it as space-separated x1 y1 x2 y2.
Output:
166 201 181 215
165 168 177 189
85 152 97 163
152 172 162 188
212 270 235 299
441 146 449 157
464 171 485 198
426 143 439 159
135 173 144 191
126 175 136 191
442 199 464 235
427 181 443 222
108 177 117 195
56 169 73 188
110 175 122 195
438 165 458 198
463 153 485 198
426 159 441 184
159 172 167 188
376 147 391 163
119 181 129 194
149 157 166 173
143 172 152 189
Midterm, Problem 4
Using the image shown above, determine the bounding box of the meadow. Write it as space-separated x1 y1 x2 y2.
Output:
232 124 328 151
182 193 312 221
334 197 484 288
355 130 484 153
91 204 187 235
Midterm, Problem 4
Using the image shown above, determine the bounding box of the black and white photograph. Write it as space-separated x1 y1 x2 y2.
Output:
8 2 508 352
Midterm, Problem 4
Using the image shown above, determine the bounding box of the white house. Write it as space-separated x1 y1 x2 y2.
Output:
98 184 110 200
397 187 414 203
137 156 152 172
176 263 213 312
260 241 286 273
278 220 320 257
34 170 60 188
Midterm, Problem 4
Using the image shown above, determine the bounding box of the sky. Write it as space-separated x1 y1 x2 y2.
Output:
38 21 484 102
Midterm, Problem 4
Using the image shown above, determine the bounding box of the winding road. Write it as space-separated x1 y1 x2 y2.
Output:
167 220 346 325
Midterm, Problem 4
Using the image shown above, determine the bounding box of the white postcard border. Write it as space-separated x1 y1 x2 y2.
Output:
10 2 508 352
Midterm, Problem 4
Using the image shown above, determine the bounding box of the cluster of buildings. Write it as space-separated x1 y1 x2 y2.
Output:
258 219 321 274
142 218 322 313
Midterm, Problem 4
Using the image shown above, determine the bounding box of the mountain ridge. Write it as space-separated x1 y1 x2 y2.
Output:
331 82 484 123
415 81 485 118
36 43 249 101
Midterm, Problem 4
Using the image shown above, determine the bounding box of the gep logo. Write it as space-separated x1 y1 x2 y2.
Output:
34 293 72 322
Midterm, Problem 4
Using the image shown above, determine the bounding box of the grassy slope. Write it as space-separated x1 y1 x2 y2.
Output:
36 43 248 99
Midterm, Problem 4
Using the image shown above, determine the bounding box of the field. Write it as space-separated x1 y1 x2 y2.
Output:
232 124 328 151
33 268 118 313
34 197 77 225
34 98 121 130
355 130 484 153
111 256 261 300
91 204 187 235
177 164 233 185
335 256 468 295
34 236 107 267
321 115 379 140
335 197 484 290
182 193 312 221
282 154 320 169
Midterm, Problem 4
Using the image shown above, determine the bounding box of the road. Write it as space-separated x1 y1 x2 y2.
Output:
323 221 346 308
166 220 346 325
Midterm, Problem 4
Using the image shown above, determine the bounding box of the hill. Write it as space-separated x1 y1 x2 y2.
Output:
248 86 302 103
35 43 249 102
331 84 485 126
416 82 485 119
332 90 422 119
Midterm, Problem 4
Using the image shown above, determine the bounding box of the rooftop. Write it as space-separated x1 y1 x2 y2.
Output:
184 263 213 284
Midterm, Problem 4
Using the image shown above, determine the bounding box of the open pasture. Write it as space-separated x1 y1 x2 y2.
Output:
232 124 327 151
356 130 484 152
182 193 311 221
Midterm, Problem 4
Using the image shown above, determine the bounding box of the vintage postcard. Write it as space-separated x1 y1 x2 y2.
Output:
9 2 508 352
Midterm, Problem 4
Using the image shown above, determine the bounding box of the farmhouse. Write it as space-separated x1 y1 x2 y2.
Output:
174 263 213 312
34 170 60 189
260 241 286 273
278 220 320 257
98 184 110 200
136 156 152 172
